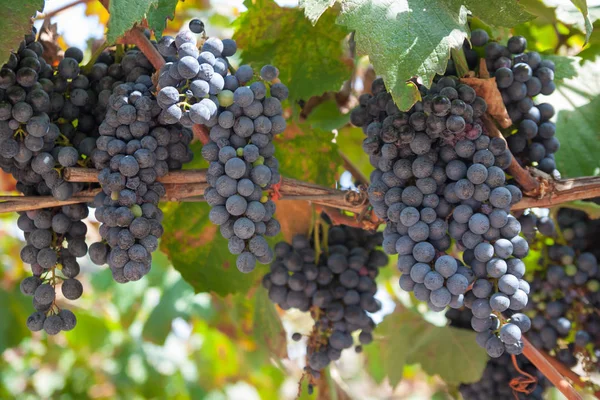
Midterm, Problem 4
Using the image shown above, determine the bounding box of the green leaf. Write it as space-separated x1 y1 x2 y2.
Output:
233 0 351 103
337 1 468 111
461 0 533 27
274 124 342 186
543 55 579 82
367 307 432 387
64 312 110 349
336 126 374 180
300 0 532 110
0 289 29 352
407 325 488 385
555 95 600 177
159 202 264 296
520 0 558 23
571 0 594 43
299 0 336 24
252 289 287 358
0 0 44 66
306 100 350 131
107 0 158 43
142 277 194 344
366 307 487 387
146 0 180 39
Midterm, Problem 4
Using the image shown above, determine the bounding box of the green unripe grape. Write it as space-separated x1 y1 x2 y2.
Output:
217 90 234 107
587 280 600 292
260 195 269 203
236 148 244 157
253 156 265 167
111 191 119 201
130 204 143 218
565 264 577 277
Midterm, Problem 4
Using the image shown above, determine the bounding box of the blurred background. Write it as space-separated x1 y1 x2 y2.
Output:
1 0 599 399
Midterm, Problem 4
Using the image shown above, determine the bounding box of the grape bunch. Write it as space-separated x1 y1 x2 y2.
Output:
156 20 238 127
89 79 193 283
350 76 532 357
557 205 600 258
263 225 387 385
0 31 97 200
522 233 600 363
508 204 600 372
18 203 89 334
469 30 559 175
201 64 287 272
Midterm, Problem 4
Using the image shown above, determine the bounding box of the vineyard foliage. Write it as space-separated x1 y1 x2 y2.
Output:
0 0 599 398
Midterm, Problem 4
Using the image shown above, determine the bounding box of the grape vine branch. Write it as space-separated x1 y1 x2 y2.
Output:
2 167 598 215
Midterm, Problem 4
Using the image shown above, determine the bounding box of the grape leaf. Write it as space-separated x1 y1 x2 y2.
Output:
407 325 488 385
306 99 350 131
300 0 533 110
252 289 288 359
542 55 579 82
233 0 351 103
337 126 374 180
147 0 180 39
0 288 29 353
142 277 195 344
64 312 110 349
300 0 336 24
0 0 44 67
365 307 433 387
107 0 158 43
555 95 600 178
365 307 486 387
571 0 594 43
519 0 558 23
274 124 341 187
159 202 266 296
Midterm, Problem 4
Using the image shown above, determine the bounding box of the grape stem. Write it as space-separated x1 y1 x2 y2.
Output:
521 337 583 400
119 28 165 71
481 115 541 194
35 0 93 20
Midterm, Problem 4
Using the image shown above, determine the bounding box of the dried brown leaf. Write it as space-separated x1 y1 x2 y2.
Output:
460 76 512 128
37 21 63 67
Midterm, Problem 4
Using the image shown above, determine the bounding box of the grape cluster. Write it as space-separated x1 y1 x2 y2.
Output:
156 21 238 127
89 79 192 282
470 30 559 174
522 230 600 364
18 204 89 334
0 31 98 199
350 76 532 357
201 64 287 272
0 30 100 335
263 225 387 382
509 204 600 373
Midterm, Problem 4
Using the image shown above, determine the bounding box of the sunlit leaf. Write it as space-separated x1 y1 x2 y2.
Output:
0 0 44 66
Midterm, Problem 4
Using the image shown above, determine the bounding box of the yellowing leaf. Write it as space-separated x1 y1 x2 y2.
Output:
86 1 110 26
